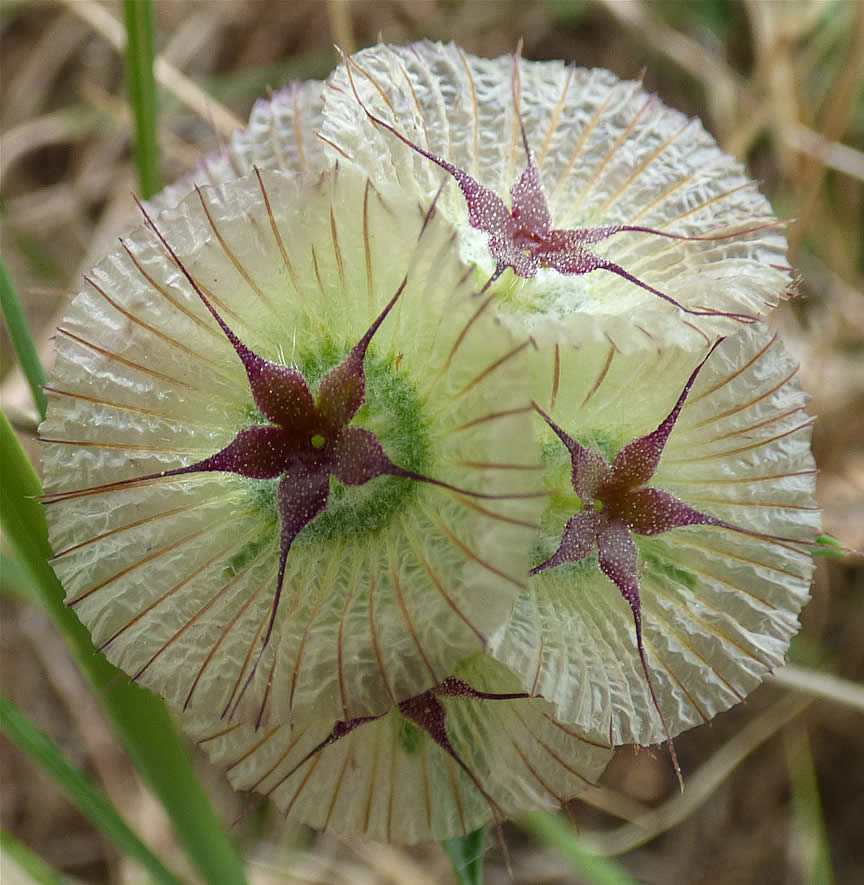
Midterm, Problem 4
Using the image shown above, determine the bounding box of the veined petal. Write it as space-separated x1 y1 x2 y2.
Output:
492 325 818 746
146 80 325 214
41 164 543 727
186 656 612 844
321 41 791 347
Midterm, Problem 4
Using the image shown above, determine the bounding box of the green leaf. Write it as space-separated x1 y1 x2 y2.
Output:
519 811 638 885
0 409 248 885
0 695 183 885
1 828 68 885
0 254 48 420
123 0 161 198
443 824 488 885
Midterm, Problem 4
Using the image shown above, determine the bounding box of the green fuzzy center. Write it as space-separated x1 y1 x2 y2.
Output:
241 339 430 547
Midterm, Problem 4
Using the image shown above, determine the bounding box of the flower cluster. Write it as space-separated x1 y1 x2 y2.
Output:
41 42 819 843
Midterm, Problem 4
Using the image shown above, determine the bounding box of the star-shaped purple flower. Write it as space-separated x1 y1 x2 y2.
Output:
530 341 754 784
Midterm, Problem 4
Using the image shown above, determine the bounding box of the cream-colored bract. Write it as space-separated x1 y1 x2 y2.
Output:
148 79 325 213
491 325 819 746
40 163 543 727
322 42 792 348
186 655 613 844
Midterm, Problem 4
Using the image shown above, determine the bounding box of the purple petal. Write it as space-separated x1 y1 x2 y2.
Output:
529 509 604 575
533 402 610 500
329 426 397 486
263 469 331 646
183 426 301 480
434 677 531 702
609 343 721 490
510 159 551 239
597 521 683 786
241 358 316 429
316 279 407 427
618 487 726 536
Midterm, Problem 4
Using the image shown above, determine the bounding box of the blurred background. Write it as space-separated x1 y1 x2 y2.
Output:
1 1 862 883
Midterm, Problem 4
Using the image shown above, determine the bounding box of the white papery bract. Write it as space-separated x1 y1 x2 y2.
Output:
187 655 613 843
149 80 325 213
492 325 819 746
322 41 792 348
41 163 543 727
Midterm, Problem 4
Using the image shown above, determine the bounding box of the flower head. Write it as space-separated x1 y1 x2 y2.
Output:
41 163 543 726
322 42 792 347
188 655 612 844
493 326 819 753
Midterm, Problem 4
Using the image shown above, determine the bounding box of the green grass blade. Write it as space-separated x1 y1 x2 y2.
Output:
1 828 68 885
786 728 835 885
520 811 638 885
0 409 248 885
0 254 48 420
0 694 183 885
443 824 488 885
123 0 161 198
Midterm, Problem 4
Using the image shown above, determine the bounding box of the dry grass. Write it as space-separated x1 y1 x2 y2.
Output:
1 1 862 883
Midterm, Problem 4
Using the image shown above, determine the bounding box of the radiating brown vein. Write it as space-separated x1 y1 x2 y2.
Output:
580 341 616 409
512 709 593 789
311 244 325 298
642 635 712 726
329 205 346 293
445 754 468 837
388 541 438 683
368 572 397 705
40 437 212 456
419 738 433 832
186 566 273 711
581 97 653 203
196 721 243 746
56 328 201 393
667 469 817 487
280 747 325 815
221 611 268 720
685 495 819 513
66 519 223 606
42 385 231 429
84 274 232 375
324 750 353 832
550 343 561 411
663 419 814 463
537 67 574 169
363 728 383 834
51 498 214 561
455 339 532 397
337 570 360 720
453 496 538 530
119 239 222 340
551 83 619 203
386 730 399 842
362 179 375 312
243 724 308 788
254 168 301 294
448 405 533 433
421 503 525 590
442 290 495 373
599 116 694 213
314 131 351 161
685 358 795 419
454 459 543 471
403 525 486 646
223 725 280 777
288 562 338 714
673 534 808 582
196 187 278 318
642 591 753 699
457 47 480 179
292 84 306 169
254 629 281 728
127 531 262 680
541 714 614 750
